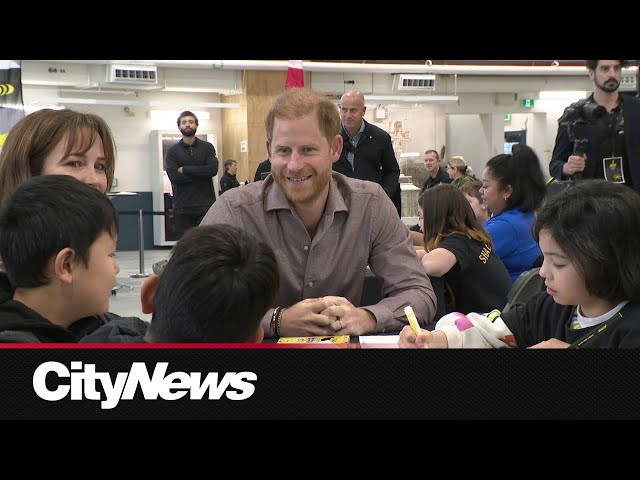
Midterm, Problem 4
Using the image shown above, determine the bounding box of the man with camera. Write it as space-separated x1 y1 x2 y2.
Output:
549 60 640 192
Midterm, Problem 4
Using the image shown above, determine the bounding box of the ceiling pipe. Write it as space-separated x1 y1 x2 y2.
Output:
29 97 240 109
39 60 635 76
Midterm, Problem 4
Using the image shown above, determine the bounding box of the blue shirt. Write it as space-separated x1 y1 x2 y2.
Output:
484 208 541 282
343 121 365 168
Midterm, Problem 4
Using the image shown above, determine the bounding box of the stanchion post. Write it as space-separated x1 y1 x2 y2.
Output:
130 209 150 278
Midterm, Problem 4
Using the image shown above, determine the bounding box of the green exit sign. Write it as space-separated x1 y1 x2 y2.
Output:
522 98 535 108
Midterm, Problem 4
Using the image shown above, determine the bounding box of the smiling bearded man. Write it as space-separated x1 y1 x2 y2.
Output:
200 88 436 339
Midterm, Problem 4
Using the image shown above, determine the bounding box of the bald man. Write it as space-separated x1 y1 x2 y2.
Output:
333 91 401 214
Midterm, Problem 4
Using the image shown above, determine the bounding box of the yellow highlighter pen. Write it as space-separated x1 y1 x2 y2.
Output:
404 306 421 336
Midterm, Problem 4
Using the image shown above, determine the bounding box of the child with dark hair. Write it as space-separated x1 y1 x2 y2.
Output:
146 224 277 343
400 179 640 348
82 224 279 343
0 175 134 342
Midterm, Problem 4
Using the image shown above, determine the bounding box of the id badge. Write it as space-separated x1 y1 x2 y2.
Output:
603 156 624 183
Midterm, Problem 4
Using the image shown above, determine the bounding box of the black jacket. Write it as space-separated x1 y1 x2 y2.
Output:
0 273 78 343
503 291 640 348
254 159 271 182
0 272 137 343
80 317 148 343
219 172 240 194
421 167 452 192
333 119 400 199
549 94 640 192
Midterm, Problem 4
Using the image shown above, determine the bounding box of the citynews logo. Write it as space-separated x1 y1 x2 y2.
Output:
32 361 257 410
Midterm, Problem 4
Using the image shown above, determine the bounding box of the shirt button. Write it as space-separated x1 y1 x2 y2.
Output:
308 281 313 287
303 245 309 251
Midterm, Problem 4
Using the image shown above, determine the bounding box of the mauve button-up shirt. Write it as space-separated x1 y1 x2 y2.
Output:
201 172 436 336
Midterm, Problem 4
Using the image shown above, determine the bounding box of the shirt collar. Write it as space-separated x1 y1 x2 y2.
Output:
181 137 199 148
342 118 366 138
263 172 348 215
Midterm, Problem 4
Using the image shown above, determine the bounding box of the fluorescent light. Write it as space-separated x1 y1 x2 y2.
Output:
149 110 210 121
538 91 587 101
366 95 458 103
400 152 421 158
29 98 239 109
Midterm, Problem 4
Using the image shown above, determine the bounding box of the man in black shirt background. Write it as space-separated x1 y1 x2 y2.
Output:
165 110 218 239
220 159 240 194
420 149 451 192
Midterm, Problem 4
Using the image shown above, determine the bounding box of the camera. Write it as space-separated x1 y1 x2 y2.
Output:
559 98 606 127
558 98 606 157
573 138 589 157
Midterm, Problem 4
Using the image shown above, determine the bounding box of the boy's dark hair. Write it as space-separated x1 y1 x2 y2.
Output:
177 110 199 127
0 175 118 288
534 179 640 303
585 60 629 70
485 144 546 213
147 224 279 343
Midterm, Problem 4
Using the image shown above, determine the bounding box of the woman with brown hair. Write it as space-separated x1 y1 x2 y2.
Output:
0 108 116 199
418 183 511 316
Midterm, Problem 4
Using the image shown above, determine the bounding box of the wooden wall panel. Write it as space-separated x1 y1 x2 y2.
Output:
221 94 248 182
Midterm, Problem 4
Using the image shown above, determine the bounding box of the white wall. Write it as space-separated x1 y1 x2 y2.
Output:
445 114 494 177
22 89 225 193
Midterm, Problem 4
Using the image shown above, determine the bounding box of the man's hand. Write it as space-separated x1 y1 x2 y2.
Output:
279 297 341 337
319 296 377 335
562 154 586 176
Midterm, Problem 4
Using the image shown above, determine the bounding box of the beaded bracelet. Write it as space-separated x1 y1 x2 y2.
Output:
275 307 285 337
270 307 281 337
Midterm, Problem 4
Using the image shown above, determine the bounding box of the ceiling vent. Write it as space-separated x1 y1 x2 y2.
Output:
393 74 436 91
107 64 158 84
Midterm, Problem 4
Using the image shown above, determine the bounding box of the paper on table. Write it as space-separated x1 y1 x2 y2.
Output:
358 335 400 348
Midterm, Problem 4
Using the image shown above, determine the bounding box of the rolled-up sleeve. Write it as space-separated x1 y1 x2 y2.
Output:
365 192 436 332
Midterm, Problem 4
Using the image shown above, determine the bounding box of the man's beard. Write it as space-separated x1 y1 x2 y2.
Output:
596 77 620 93
272 166 332 205
180 127 197 137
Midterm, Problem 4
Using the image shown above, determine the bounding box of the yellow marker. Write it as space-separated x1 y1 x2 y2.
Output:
404 306 421 336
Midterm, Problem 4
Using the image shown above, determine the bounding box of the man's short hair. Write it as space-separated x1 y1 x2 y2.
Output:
265 88 341 147
424 149 440 160
147 224 279 343
177 110 199 127
0 175 118 288
224 159 237 171
585 60 629 70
